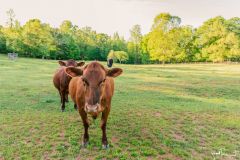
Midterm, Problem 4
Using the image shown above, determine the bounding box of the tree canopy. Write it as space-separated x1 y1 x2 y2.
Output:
0 10 239 63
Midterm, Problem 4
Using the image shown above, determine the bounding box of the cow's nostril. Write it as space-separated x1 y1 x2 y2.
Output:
85 103 99 113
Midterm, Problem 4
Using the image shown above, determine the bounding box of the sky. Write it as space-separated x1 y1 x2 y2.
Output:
0 0 239 39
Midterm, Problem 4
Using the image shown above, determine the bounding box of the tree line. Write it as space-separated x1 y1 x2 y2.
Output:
0 9 239 63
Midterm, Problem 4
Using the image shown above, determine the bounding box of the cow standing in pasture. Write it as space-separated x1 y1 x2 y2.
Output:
65 61 122 148
53 60 85 112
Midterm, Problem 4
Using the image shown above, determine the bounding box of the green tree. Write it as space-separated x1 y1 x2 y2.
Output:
107 50 116 61
50 20 81 59
3 21 23 54
225 17 240 37
111 32 127 52
0 26 7 53
21 19 56 58
59 20 75 34
175 26 196 62
79 26 100 60
140 34 150 64
129 24 142 64
115 51 129 63
146 13 182 63
107 50 129 63
152 13 181 32
3 9 23 54
96 33 111 60
195 16 240 62
52 29 79 59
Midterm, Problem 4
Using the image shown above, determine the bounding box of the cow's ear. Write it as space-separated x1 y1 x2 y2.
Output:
59 60 66 66
77 62 85 67
65 67 83 77
107 68 123 78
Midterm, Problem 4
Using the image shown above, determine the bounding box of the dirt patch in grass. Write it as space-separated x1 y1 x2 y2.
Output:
111 136 119 143
155 112 162 117
158 153 182 160
172 132 185 141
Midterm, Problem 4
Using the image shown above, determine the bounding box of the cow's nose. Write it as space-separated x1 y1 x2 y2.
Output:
84 103 99 113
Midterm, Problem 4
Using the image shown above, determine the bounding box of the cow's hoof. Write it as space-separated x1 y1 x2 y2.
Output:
81 141 89 148
102 144 109 149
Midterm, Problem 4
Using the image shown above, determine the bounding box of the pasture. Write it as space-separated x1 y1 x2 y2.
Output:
0 54 240 160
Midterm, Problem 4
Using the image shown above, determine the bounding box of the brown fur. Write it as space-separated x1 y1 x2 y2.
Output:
53 60 84 111
65 61 122 148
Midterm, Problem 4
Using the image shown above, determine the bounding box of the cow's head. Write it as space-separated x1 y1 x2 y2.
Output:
65 62 122 117
59 59 85 67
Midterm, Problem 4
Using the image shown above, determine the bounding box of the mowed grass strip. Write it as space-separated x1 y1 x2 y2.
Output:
0 54 240 160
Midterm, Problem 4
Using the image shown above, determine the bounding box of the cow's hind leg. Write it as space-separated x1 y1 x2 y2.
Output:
74 103 77 110
58 90 62 103
79 109 89 147
60 90 66 112
101 107 110 149
65 92 69 103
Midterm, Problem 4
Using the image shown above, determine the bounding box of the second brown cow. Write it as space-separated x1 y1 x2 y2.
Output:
53 60 85 111
65 61 122 148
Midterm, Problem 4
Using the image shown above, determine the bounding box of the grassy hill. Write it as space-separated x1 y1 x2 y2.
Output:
0 54 239 159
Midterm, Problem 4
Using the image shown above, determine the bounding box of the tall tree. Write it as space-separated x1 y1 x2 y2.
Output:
129 24 142 64
147 13 183 63
6 9 16 28
140 34 150 64
96 33 111 60
175 26 196 62
111 32 127 52
3 21 23 54
59 20 74 34
3 9 23 54
225 17 240 37
52 28 80 59
21 19 56 58
151 13 181 32
195 16 240 62
0 26 7 53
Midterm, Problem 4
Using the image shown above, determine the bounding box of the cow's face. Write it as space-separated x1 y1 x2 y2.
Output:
65 62 122 117
59 60 85 67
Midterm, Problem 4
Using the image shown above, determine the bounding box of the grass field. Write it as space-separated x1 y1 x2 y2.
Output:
0 54 240 160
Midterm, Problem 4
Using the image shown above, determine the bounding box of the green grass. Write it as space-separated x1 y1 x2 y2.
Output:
0 54 240 160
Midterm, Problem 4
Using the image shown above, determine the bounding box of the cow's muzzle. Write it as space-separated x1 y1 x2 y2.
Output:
84 103 103 114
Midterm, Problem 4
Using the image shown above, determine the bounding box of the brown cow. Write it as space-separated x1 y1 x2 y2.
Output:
65 61 122 148
53 60 85 112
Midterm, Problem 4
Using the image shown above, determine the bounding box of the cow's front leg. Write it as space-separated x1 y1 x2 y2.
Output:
101 107 110 149
79 109 89 147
